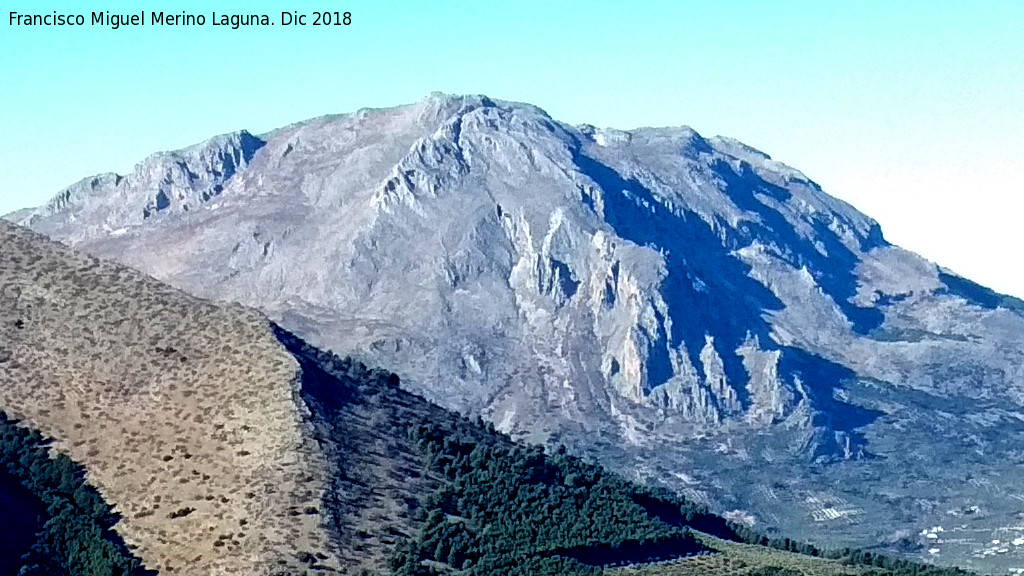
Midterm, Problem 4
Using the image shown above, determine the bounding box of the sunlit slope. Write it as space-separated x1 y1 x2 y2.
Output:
0 221 337 575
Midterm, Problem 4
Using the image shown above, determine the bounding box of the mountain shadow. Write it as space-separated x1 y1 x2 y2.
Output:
711 158 885 335
778 347 882 458
938 270 1024 313
572 147 882 457
573 149 784 405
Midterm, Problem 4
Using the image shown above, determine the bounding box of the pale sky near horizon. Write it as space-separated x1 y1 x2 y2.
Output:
1 1 1021 296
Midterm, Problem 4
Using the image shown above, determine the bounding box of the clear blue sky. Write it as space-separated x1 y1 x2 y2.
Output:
1 1 1022 295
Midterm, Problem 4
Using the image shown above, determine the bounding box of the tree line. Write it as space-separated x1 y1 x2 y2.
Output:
387 417 706 575
384 411 975 576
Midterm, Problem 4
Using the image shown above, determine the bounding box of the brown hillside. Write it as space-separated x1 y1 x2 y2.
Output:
0 221 435 575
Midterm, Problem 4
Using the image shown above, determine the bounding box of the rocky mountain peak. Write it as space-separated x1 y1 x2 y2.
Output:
9 94 1024 556
16 129 264 242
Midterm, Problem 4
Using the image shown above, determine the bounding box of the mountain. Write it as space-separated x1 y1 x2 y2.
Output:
10 93 1024 569
3 220 972 576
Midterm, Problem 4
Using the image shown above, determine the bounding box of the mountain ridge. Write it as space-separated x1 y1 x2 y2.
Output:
9 93 1024 568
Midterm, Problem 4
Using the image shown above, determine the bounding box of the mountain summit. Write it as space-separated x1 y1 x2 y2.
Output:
11 94 1024 562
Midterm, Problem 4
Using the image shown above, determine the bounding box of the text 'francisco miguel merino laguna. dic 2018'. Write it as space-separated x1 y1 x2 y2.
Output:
9 11 352 29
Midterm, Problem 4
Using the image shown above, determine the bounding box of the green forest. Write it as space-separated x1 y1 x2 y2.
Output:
387 417 705 576
0 409 150 576
381 405 977 576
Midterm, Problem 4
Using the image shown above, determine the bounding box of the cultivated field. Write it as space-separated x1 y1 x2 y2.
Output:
612 534 870 576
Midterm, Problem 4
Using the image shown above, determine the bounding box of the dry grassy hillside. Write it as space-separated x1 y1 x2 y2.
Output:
0 221 344 575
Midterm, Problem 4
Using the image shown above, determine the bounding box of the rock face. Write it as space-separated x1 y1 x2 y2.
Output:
12 94 1024 562
22 130 264 243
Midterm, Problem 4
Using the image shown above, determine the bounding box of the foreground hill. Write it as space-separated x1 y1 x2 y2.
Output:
9 94 1024 569
0 221 378 574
